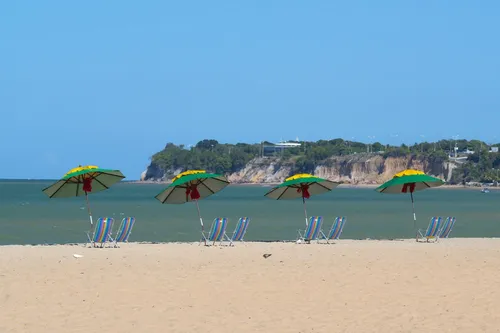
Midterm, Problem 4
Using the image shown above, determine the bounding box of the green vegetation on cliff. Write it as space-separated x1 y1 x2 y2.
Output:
151 140 260 175
450 149 500 184
150 138 500 183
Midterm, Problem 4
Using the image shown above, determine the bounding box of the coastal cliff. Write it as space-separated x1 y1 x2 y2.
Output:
141 153 456 184
226 154 455 184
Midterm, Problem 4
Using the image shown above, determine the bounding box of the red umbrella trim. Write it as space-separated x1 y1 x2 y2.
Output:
83 178 92 192
186 184 201 200
401 182 416 193
297 184 311 199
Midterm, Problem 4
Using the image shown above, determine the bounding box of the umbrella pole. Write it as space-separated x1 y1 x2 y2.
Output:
195 200 206 246
303 196 308 226
85 191 93 226
410 191 416 235
85 192 95 247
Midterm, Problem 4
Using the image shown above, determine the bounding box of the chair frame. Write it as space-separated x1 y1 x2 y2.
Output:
200 217 231 246
416 216 442 243
438 216 456 238
112 217 136 247
297 216 325 244
230 217 251 244
86 217 114 248
321 216 347 244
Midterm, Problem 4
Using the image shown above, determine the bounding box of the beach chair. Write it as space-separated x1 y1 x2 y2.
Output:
229 217 251 244
201 217 231 246
321 216 347 243
297 216 324 243
416 217 442 242
112 217 136 247
86 217 114 248
439 216 456 238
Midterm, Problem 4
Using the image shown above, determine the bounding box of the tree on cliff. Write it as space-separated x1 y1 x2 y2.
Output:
195 139 219 150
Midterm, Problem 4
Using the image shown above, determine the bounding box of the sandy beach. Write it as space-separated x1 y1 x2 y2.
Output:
2 239 500 332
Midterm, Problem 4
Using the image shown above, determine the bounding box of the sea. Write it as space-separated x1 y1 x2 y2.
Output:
0 180 499 245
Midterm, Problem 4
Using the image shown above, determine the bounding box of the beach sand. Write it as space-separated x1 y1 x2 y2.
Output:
2 239 500 332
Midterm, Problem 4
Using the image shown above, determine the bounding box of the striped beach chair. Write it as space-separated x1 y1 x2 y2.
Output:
321 216 347 243
87 217 114 248
230 217 251 243
297 216 324 243
439 216 456 238
417 216 442 242
201 217 230 246
113 217 136 247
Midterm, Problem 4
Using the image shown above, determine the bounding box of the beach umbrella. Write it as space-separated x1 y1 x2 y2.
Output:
264 173 340 226
154 170 230 238
42 165 125 226
375 169 444 228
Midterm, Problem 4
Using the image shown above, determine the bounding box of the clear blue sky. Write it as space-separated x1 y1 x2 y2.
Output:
1 1 499 179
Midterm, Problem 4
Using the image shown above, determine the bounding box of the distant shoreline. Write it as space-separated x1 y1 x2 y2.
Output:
1 178 495 191
128 181 498 190
1 179 495 190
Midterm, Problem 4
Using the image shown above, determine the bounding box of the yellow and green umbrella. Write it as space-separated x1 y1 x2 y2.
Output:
375 169 444 227
155 170 230 237
264 173 340 226
42 165 125 226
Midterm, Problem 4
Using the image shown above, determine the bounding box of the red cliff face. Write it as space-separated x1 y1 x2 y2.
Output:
314 155 454 184
142 155 455 184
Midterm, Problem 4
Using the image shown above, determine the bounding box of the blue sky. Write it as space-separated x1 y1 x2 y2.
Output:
1 1 499 179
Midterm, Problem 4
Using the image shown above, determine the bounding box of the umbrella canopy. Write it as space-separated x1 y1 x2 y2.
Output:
375 169 444 231
265 173 339 200
155 170 230 244
43 165 125 198
155 170 230 204
42 165 125 227
375 169 444 194
265 173 340 225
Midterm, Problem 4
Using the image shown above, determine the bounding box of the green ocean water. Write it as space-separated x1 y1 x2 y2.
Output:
0 180 499 245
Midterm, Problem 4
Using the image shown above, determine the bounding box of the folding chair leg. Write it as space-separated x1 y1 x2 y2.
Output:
416 230 424 242
297 230 304 242
85 232 93 248
199 233 208 246
224 233 233 247
320 230 329 244
228 233 236 246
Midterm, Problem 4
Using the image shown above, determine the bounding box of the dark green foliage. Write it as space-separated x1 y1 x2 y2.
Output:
450 149 500 184
293 156 316 174
152 140 258 174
